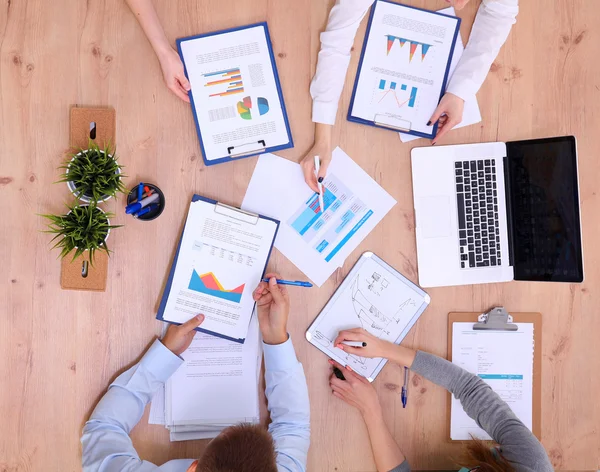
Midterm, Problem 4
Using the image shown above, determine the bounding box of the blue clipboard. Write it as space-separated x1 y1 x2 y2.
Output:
177 22 294 166
156 194 280 343
347 0 461 139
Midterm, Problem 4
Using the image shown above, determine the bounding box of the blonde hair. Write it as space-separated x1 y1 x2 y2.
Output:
457 437 516 472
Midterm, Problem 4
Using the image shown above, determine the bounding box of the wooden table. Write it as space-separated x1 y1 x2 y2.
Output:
1 0 599 470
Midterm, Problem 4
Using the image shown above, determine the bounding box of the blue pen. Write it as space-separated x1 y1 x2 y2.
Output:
261 278 313 287
134 203 159 218
126 192 160 214
401 366 409 408
137 182 144 201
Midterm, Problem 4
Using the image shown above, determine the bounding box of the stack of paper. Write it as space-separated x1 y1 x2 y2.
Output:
150 316 263 441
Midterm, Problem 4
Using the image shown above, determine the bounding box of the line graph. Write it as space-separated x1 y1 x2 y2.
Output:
375 79 418 109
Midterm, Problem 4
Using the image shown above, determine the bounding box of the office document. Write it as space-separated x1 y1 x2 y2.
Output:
178 23 293 165
349 1 460 138
451 322 535 440
241 148 396 286
150 316 262 441
157 196 279 343
306 253 430 381
399 6 481 143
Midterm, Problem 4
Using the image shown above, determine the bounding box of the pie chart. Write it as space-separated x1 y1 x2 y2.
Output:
237 96 270 120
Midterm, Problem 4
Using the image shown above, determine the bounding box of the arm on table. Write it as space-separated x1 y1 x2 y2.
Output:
81 339 183 472
264 337 311 472
446 0 519 101
410 351 553 472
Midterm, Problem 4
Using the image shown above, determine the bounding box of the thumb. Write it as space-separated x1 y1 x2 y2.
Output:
428 103 444 126
179 75 191 91
268 277 285 304
181 314 205 332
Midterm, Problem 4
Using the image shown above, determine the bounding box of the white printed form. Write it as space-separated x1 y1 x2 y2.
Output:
351 1 459 135
161 199 277 341
241 148 396 286
180 25 290 161
450 323 535 440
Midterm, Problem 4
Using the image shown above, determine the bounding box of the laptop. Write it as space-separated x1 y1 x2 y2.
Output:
411 136 584 288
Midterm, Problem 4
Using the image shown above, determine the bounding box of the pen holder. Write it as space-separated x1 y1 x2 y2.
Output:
126 183 165 221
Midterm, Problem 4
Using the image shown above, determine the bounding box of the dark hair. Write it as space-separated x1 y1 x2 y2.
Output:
457 437 516 472
196 423 277 472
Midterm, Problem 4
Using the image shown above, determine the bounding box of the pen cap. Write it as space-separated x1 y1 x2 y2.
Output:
126 183 165 221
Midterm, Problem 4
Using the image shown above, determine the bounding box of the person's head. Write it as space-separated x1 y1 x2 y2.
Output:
444 0 472 11
187 423 277 472
458 437 516 472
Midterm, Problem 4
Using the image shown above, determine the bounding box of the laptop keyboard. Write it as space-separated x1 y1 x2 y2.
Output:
455 160 502 269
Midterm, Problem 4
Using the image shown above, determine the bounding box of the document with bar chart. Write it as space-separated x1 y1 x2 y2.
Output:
157 195 279 343
178 23 293 165
242 148 397 286
348 0 460 138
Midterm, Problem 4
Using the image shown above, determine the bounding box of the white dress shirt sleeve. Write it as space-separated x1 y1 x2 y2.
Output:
310 0 375 125
263 336 311 472
446 0 519 101
80 339 184 472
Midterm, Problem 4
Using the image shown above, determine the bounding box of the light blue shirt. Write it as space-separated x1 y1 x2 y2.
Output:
81 336 310 471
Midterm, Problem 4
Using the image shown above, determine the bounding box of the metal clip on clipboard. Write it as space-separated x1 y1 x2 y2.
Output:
227 140 266 158
214 202 259 225
374 114 412 132
473 306 518 331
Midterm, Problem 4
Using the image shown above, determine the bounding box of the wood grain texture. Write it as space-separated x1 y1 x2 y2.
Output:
1 0 599 470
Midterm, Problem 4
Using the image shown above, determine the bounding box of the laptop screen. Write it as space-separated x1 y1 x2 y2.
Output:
506 136 583 282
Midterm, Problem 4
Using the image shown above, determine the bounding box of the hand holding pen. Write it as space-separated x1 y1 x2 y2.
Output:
334 327 391 359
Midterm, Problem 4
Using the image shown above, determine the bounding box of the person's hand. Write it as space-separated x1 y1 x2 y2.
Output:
333 328 393 359
300 123 333 193
428 92 465 145
161 314 205 356
329 359 382 417
158 46 191 102
253 273 290 345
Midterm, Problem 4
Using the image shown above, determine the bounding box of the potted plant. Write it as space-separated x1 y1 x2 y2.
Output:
42 203 121 264
59 141 125 203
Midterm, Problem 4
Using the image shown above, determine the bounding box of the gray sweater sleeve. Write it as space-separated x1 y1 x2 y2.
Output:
411 351 554 472
388 459 410 472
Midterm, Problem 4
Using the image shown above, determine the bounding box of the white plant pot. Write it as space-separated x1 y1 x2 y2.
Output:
66 150 121 203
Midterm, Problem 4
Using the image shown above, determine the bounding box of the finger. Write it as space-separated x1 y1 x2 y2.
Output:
333 329 367 346
432 117 459 145
339 365 362 384
253 280 269 300
178 74 191 92
180 314 205 332
335 344 364 357
317 158 330 182
428 103 445 127
268 277 285 304
328 358 347 372
330 377 351 392
170 82 190 103
302 160 320 193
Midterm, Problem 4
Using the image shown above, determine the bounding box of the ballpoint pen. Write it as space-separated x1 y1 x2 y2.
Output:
314 155 325 213
402 366 409 408
261 278 313 287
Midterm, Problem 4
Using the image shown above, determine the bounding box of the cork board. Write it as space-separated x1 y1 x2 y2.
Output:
60 250 108 291
70 107 116 150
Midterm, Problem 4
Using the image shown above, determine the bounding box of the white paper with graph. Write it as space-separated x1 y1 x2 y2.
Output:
179 24 291 162
349 0 460 137
306 253 430 381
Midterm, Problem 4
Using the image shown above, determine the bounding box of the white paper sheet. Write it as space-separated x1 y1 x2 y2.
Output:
350 1 460 135
165 315 261 426
451 322 534 440
306 254 429 381
161 199 277 341
180 25 291 161
399 6 481 143
241 148 396 286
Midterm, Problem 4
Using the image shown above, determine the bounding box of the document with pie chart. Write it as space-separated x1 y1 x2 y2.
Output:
178 23 293 165
157 195 279 343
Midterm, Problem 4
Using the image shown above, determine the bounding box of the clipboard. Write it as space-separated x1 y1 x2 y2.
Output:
156 194 280 343
306 252 430 381
347 0 460 139
177 22 294 166
447 307 542 440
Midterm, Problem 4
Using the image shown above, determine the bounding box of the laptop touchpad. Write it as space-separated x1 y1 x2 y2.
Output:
418 196 452 238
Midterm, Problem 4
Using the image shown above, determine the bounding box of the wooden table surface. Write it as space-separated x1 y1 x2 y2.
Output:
1 0 599 470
